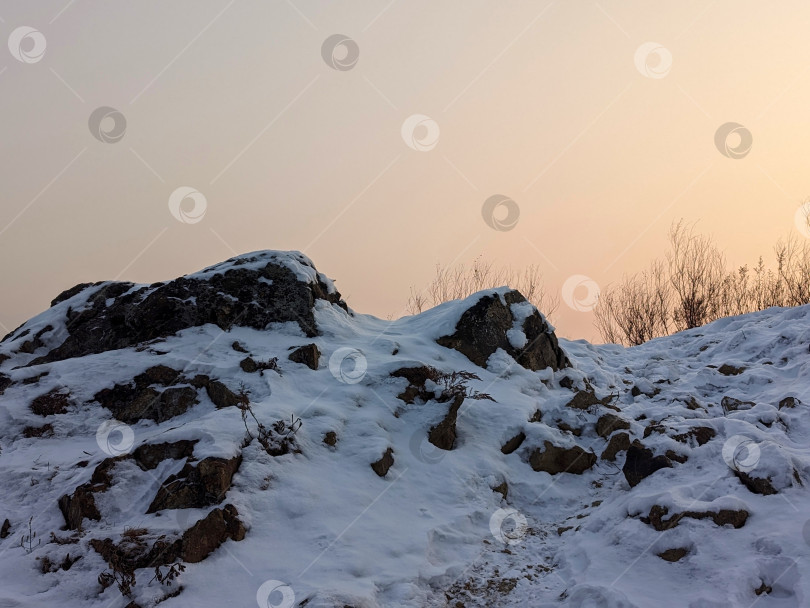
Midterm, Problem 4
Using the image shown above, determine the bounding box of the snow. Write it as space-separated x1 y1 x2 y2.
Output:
0 264 808 607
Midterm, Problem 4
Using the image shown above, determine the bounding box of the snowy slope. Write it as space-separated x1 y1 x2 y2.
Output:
0 251 807 608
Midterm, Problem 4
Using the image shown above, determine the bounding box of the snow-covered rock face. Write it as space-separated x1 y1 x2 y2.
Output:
0 253 809 608
0 250 347 366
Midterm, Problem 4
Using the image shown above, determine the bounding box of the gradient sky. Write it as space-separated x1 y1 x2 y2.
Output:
2 1 810 341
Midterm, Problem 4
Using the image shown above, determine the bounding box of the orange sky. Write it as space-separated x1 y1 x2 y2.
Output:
2 1 810 341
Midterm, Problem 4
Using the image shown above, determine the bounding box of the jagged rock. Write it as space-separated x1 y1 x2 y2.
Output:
58 486 101 530
323 431 337 447
665 450 688 464
131 440 197 470
718 364 745 376
0 373 10 395
240 357 258 373
735 471 778 495
428 395 464 451
288 344 320 370
492 482 508 500
181 504 246 563
642 504 748 531
23 423 54 438
18 325 53 354
94 366 198 423
147 456 242 513
658 548 689 562
529 441 596 475
20 253 347 365
231 341 248 353
721 396 755 413
672 426 716 446
622 442 672 487
778 396 801 409
391 366 441 404
596 414 630 438
191 376 240 409
437 291 568 371
0 519 10 539
559 376 575 389
501 432 526 455
601 432 631 461
30 389 71 416
566 389 611 411
371 448 394 477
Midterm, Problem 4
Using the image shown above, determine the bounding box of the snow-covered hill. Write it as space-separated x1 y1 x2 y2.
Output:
0 250 807 607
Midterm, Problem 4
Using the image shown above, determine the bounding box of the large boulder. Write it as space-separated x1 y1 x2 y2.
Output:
437 290 568 371
529 441 596 475
147 456 242 513
622 442 672 487
10 252 347 365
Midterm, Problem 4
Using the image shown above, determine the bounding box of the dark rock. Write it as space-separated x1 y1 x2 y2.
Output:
665 450 689 464
239 357 258 373
371 448 394 477
147 456 242 513
323 431 337 447
718 364 745 376
596 414 630 438
492 482 508 500
18 325 53 354
437 291 568 371
132 440 197 470
529 441 596 475
600 432 631 461
23 253 347 365
672 426 716 446
528 409 542 423
721 396 755 413
622 442 672 487
181 504 246 563
22 423 54 438
658 548 689 562
643 504 748 531
288 344 321 370
391 365 442 404
778 396 801 409
50 282 101 307
0 373 11 395
556 421 583 436
428 394 464 451
94 366 199 423
735 471 778 496
231 341 248 353
0 519 10 539
30 389 70 416
58 486 101 530
501 432 526 455
192 376 240 409
565 389 610 411
559 376 575 389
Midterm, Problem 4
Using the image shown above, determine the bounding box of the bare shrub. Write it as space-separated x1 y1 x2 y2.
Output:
407 256 558 318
